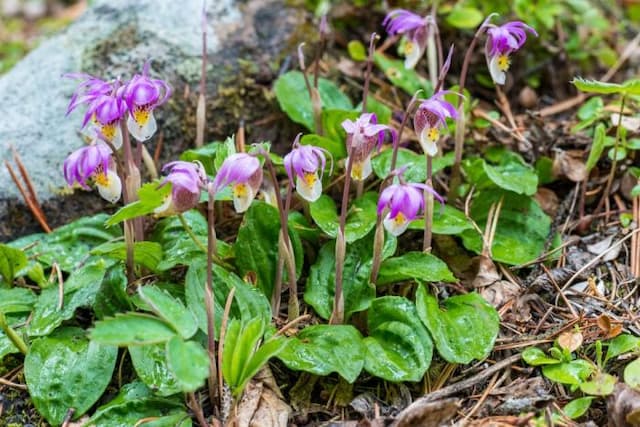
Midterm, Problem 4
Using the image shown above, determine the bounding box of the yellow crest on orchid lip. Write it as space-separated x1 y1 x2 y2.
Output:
427 127 439 142
497 54 511 71
101 123 117 141
393 212 406 225
233 183 248 198
94 171 109 187
133 106 151 125
303 172 317 188
404 41 415 55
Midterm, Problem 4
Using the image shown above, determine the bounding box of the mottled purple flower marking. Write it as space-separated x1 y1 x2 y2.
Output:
342 113 396 181
414 91 461 156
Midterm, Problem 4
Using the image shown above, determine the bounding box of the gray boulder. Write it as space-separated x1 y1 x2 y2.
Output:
0 0 305 240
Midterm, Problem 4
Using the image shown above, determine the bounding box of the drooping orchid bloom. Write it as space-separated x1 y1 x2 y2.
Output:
377 171 443 236
383 9 434 69
63 141 122 203
122 61 172 142
342 113 396 181
155 161 207 216
66 74 127 149
283 136 330 202
414 91 461 157
212 153 263 213
485 21 537 85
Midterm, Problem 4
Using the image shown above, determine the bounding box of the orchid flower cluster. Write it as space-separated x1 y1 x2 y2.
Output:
62 61 171 203
383 9 537 86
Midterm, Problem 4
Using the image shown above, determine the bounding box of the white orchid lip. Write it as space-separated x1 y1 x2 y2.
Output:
349 156 373 182
383 212 410 236
95 169 122 203
419 126 439 157
127 110 157 142
296 172 322 202
232 183 256 213
488 54 508 85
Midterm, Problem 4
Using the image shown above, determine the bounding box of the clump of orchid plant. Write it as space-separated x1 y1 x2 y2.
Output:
63 139 121 203
283 136 330 203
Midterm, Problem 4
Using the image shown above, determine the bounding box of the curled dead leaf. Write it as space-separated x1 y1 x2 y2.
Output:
534 188 559 216
553 150 587 182
392 398 460 427
607 383 640 427
481 280 521 308
471 255 501 288
558 330 584 353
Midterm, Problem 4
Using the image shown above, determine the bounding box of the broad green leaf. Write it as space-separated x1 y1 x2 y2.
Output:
374 53 432 96
239 335 288 395
309 192 378 243
87 381 188 426
301 133 347 160
8 213 120 272
542 359 594 385
0 332 19 360
277 324 365 383
577 96 604 121
347 40 367 61
93 267 132 320
0 287 36 314
446 6 484 29
25 327 117 425
363 296 433 382
377 252 455 285
166 337 209 392
235 201 302 298
563 397 594 419
91 241 163 272
522 347 562 366
416 287 499 364
305 231 396 320
129 344 181 396
106 182 171 226
579 372 616 396
91 313 177 346
185 260 271 336
461 191 551 265
0 243 27 282
139 286 197 339
464 154 538 196
605 334 640 363
274 71 353 131
586 123 606 172
572 77 640 95
372 148 455 183
321 109 359 154
408 205 473 235
28 261 107 336
180 142 222 175
624 358 640 389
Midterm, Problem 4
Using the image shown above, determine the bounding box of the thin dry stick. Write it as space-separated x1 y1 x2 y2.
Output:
218 286 236 404
60 408 75 427
195 2 207 148
541 264 578 318
275 314 311 336
188 392 208 427
56 263 65 310
0 377 27 390
4 160 51 233
632 188 640 278
463 371 501 422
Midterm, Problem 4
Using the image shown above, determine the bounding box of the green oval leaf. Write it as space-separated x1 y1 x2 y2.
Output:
91 313 177 346
407 204 473 235
364 296 433 382
542 359 595 385
348 40 367 61
373 53 432 96
572 77 640 95
274 71 353 131
166 337 210 393
106 182 171 226
522 347 562 366
624 358 640 389
25 327 117 425
416 287 499 364
129 344 181 396
446 6 484 29
371 148 455 183
0 287 36 314
563 396 594 419
377 251 455 285
605 334 640 362
304 231 396 320
91 241 163 273
579 372 617 396
309 192 378 243
277 324 365 383
139 286 197 339
0 243 27 282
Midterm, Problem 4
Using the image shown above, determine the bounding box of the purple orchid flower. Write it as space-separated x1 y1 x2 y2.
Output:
155 161 207 216
383 9 433 69
485 21 537 85
413 91 461 157
66 74 127 149
63 141 121 203
377 174 443 236
212 153 263 213
342 113 396 181
283 136 330 202
122 61 172 142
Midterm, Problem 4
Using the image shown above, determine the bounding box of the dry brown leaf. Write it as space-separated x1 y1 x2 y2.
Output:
230 379 291 427
597 314 623 339
481 280 521 308
607 383 640 427
558 330 584 352
392 398 460 427
471 255 501 288
534 188 559 216
553 150 587 182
